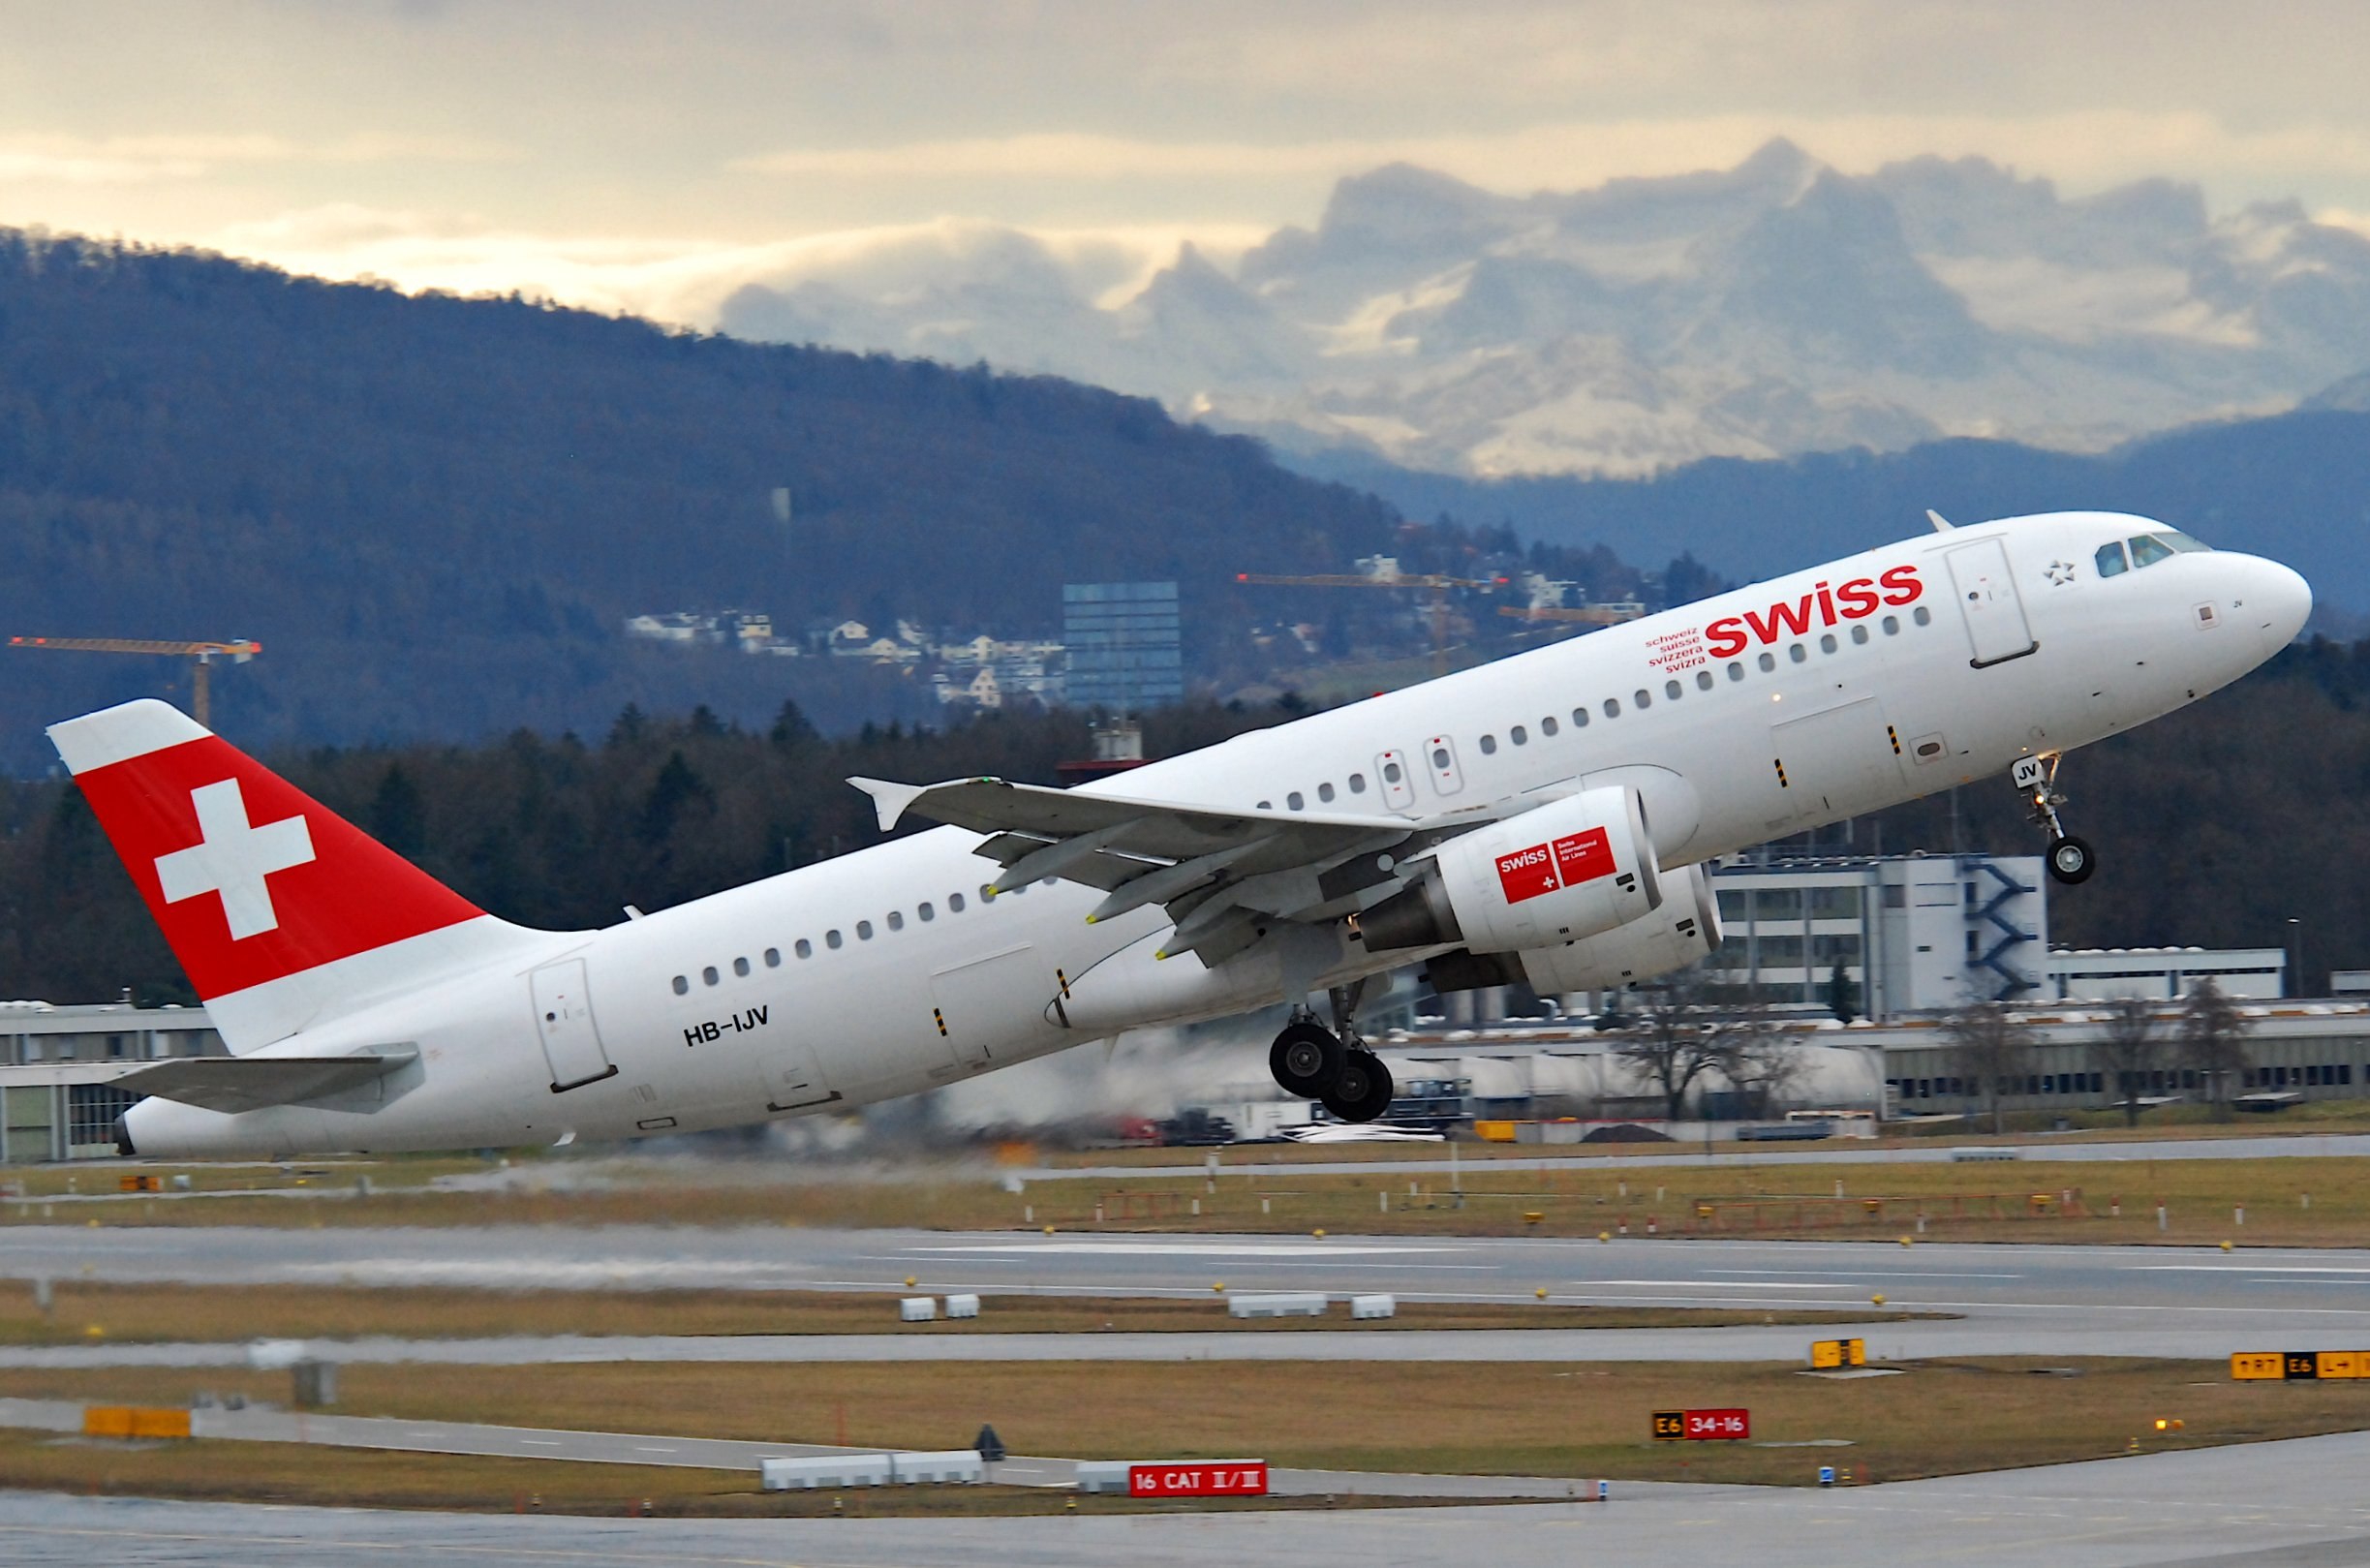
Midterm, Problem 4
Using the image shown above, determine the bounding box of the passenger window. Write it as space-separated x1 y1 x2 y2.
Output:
702 967 720 986
795 938 813 959
887 910 904 932
1478 735 1496 755
1665 679 1681 700
1758 652 1776 671
671 975 689 996
1571 707 1590 728
1348 773 1368 793
1257 800 1272 810
733 956 751 977
1914 606 1933 626
1510 725 1527 746
1882 615 1899 635
856 920 874 940
2095 541 2129 578
2129 534 2173 569
1634 689 1651 709
949 893 966 912
918 902 934 922
1540 716 1558 737
1383 760 1404 783
764 947 781 968
1728 661 1744 681
1602 697 1620 718
1696 670 1713 691
1431 746 1451 768
980 884 997 902
1851 625 1868 645
1318 782 1336 803
1819 633 1837 654
1287 790 1305 810
826 930 844 949
1789 644 1807 663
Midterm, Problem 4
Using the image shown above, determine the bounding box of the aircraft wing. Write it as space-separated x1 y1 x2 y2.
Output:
109 1047 420 1115
848 774 1460 966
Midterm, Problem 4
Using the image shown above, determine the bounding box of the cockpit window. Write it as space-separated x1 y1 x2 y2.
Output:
2156 530 2209 552
2128 534 2174 569
2095 541 2129 578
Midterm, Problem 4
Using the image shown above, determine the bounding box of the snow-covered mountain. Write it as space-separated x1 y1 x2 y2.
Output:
719 140 2370 478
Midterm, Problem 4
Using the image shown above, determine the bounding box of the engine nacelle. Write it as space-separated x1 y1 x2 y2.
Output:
1362 785 1660 955
1515 862 1722 995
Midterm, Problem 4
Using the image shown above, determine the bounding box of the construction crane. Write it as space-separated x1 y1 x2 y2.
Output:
9 636 261 726
1234 569 1506 677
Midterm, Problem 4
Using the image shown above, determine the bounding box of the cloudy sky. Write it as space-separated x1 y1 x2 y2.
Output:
5 0 2369 323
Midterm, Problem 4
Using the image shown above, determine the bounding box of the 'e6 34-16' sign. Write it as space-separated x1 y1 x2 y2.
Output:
1127 1461 1269 1497
1653 1408 1751 1441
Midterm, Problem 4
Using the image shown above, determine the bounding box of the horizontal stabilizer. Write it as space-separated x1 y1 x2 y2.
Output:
111 1046 419 1114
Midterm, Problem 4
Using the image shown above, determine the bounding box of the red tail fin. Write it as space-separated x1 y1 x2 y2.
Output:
49 700 489 1009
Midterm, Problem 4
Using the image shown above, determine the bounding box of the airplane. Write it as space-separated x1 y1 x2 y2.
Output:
50 509 2309 1160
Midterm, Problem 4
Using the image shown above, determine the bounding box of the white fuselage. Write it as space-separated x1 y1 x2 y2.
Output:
124 511 2311 1156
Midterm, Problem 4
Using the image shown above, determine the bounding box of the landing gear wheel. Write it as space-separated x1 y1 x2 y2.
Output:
2047 835 2096 886
1270 1020 1345 1098
1321 1052 1395 1124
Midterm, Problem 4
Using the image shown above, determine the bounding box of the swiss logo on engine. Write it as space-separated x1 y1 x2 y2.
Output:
1495 826 1616 904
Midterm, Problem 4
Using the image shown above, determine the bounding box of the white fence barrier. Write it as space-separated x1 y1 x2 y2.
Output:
1228 1292 1326 1319
1349 1293 1397 1319
945 1293 981 1319
761 1454 894 1490
899 1296 938 1321
1075 1460 1131 1494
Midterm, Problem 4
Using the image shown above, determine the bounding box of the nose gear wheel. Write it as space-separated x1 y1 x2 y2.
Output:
2014 753 2098 885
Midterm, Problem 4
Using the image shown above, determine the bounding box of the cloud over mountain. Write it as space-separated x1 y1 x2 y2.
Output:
719 140 2370 477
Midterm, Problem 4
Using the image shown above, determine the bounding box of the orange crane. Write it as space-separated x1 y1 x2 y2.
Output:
1234 570 1506 677
9 636 261 726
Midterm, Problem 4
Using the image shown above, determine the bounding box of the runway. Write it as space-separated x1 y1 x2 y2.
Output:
7 1430 2370 1566
1031 1129 2370 1181
11 1225 2370 1361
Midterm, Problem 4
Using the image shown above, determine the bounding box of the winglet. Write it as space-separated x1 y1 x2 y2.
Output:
1926 508 1954 533
846 776 932 833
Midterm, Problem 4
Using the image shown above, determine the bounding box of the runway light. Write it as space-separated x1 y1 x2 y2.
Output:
1871 1293 1887 1307
1598 1231 1611 1243
904 1276 916 1288
1213 1281 1225 1293
1535 1286 1549 1300
2222 1240 2234 1251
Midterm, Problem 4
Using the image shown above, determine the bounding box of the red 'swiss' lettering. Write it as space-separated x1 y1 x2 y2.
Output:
1742 596 1814 644
1689 565 1924 658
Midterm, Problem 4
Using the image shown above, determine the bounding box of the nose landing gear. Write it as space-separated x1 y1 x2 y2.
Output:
1266 982 1396 1122
2014 753 2096 885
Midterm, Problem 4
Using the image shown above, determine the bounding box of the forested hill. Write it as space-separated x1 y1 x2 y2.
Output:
0 232 1664 770
1304 407 2370 619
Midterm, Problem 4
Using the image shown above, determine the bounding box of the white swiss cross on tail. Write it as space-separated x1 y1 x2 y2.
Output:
153 779 317 940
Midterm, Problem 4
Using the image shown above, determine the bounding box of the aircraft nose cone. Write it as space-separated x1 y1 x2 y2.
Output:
2248 555 2313 651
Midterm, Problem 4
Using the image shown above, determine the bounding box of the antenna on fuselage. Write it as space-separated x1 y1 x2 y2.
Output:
1925 508 1955 533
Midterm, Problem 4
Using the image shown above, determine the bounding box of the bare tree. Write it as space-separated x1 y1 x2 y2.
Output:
2178 978 2253 1121
1722 1019 1810 1120
1940 999 2037 1135
2090 996 2165 1127
1616 978 1732 1121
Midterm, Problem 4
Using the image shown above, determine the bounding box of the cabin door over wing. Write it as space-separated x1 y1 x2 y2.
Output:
1945 538 2038 668
1770 695 1910 824
930 944 1055 1070
531 957 617 1091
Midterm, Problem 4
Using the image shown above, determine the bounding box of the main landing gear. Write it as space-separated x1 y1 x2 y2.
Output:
1268 981 1395 1123
2014 753 2096 886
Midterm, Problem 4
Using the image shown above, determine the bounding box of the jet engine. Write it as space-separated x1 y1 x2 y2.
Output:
1514 861 1721 994
1360 784 1660 954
